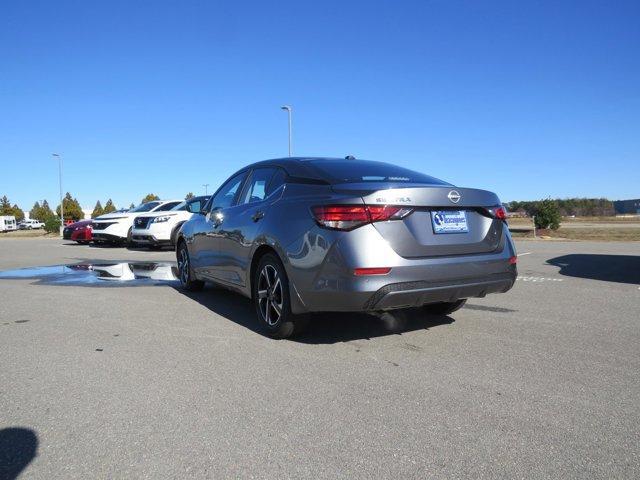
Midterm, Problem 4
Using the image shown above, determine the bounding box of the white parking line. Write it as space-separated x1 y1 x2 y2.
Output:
518 252 532 256
517 276 563 283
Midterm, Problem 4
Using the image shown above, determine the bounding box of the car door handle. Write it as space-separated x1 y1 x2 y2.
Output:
252 211 265 222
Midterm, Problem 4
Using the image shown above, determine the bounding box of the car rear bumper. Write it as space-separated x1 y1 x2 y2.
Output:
363 271 516 310
292 267 516 313
286 224 518 314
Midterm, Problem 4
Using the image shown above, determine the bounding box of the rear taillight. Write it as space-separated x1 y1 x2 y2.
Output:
311 205 412 231
487 206 507 222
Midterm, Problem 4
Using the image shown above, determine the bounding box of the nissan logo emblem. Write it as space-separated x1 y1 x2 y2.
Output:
447 190 461 203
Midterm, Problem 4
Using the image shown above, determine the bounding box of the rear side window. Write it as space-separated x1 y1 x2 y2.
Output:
266 168 287 196
306 159 449 185
240 168 276 204
185 198 206 213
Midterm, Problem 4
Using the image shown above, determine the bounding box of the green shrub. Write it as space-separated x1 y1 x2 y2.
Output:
533 199 561 230
44 216 61 233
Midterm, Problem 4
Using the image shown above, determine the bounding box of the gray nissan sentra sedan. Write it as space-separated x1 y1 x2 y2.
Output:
176 157 517 338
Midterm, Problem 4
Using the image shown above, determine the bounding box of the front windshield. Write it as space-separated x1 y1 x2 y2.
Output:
129 202 161 213
171 201 188 211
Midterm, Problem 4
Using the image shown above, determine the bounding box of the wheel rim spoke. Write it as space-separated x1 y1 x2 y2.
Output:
262 266 272 287
258 264 283 326
265 300 272 324
179 249 189 284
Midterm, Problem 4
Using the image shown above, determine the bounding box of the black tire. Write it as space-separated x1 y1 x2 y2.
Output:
124 227 134 248
252 253 307 339
177 242 204 291
170 223 184 247
422 299 467 315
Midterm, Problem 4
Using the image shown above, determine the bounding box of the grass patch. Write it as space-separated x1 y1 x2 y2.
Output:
511 227 640 241
0 230 52 239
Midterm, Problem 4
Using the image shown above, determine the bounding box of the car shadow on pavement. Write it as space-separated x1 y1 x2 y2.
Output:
0 427 38 480
179 286 454 344
547 254 640 285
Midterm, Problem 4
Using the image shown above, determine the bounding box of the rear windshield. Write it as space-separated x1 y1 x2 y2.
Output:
306 159 449 185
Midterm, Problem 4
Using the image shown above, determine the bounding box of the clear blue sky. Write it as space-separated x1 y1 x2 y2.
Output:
1 0 638 211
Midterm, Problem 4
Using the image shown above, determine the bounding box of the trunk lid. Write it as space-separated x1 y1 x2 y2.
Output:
332 184 504 258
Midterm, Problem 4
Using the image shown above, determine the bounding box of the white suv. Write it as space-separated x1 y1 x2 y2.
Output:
92 200 182 245
131 196 210 248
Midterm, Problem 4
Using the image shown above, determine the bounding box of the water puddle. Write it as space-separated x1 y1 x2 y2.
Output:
0 262 180 286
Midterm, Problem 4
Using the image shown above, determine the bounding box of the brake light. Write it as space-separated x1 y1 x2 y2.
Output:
494 206 507 221
509 256 517 264
311 205 412 231
354 267 392 276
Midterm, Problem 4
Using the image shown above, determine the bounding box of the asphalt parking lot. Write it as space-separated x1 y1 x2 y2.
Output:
1 237 639 479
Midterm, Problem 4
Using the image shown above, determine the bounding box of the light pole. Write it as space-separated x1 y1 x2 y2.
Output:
280 105 292 157
202 184 210 195
52 153 63 236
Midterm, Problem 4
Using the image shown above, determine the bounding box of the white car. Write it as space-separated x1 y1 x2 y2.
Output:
92 200 182 245
131 196 210 248
18 219 44 229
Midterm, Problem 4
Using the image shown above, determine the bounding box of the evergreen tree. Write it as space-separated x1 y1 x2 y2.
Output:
91 201 104 218
30 201 42 220
0 195 10 214
56 192 84 221
129 203 135 210
11 204 25 222
141 193 160 204
40 200 54 220
0 196 24 221
185 192 195 200
533 199 561 230
103 199 116 214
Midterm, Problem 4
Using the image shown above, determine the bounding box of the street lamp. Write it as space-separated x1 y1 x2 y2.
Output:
202 183 210 195
280 105 292 157
52 153 63 236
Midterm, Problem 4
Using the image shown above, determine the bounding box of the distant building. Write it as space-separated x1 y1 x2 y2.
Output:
613 199 640 215
507 209 528 218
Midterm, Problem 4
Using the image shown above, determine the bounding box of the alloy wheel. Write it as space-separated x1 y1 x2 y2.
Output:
178 247 190 285
257 264 283 326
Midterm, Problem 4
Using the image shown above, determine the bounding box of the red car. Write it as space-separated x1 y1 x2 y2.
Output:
63 220 93 244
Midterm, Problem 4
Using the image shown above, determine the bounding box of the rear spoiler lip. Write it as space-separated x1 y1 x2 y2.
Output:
339 185 502 208
330 182 452 194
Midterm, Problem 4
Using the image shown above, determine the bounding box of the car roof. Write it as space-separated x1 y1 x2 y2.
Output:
228 157 360 184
